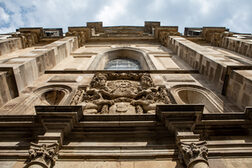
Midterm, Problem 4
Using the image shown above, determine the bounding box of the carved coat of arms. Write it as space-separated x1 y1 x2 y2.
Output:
71 73 171 114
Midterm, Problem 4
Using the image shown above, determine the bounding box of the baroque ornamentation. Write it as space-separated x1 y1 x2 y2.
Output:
25 143 59 168
178 141 208 167
66 27 90 47
71 73 171 114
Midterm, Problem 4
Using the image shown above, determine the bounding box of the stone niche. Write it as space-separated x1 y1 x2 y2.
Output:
35 84 73 106
71 73 171 114
170 85 224 113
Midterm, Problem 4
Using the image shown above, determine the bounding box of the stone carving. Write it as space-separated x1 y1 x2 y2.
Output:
25 143 59 168
159 31 181 47
70 89 85 105
202 27 233 47
12 33 37 48
71 73 171 114
178 141 208 167
12 28 43 48
66 27 90 47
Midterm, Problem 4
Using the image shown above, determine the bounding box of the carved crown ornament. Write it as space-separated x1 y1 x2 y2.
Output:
178 141 208 167
25 143 59 168
70 72 171 114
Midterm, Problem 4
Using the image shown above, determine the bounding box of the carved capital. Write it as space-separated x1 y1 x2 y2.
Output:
25 143 59 168
178 141 208 167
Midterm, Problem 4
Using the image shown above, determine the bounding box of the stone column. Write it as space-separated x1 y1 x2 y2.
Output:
24 142 59 168
24 105 83 167
178 141 209 168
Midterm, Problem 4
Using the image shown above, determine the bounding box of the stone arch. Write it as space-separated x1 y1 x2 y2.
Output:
34 85 73 105
170 84 224 113
88 47 156 70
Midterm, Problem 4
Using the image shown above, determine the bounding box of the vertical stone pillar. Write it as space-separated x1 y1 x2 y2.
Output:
178 141 209 168
24 105 83 167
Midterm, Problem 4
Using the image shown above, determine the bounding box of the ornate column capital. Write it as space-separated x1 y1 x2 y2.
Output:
178 141 208 168
25 142 59 168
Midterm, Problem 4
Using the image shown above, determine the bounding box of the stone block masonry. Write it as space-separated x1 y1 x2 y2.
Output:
161 35 252 109
0 38 22 56
0 37 78 107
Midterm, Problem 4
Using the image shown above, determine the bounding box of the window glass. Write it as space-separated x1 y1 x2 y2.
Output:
104 58 141 70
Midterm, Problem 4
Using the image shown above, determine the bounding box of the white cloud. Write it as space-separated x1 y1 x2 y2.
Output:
95 0 131 25
0 7 10 23
197 1 214 15
0 26 16 34
0 0 251 34
225 10 250 33
147 0 167 12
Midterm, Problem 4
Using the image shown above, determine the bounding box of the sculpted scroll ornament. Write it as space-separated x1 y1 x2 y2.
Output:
71 73 171 114
25 143 59 168
178 141 208 167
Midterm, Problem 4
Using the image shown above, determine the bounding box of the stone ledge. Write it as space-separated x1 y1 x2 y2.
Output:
226 69 252 109
0 38 22 56
45 69 199 74
222 37 252 58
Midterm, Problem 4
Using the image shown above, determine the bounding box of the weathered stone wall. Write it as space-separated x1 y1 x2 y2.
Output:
0 37 78 107
1 23 252 168
0 71 14 107
201 27 233 47
226 70 252 109
209 158 252 168
163 36 228 90
2 157 252 168
0 160 183 168
160 35 252 109
0 38 22 56
221 37 252 58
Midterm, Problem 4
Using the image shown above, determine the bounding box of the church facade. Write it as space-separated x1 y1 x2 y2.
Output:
0 22 252 168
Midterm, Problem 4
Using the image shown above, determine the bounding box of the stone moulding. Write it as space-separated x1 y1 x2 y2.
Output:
0 105 251 161
44 69 199 74
157 104 252 133
156 104 204 122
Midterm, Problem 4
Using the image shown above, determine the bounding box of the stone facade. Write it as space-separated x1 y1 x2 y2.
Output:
0 22 252 168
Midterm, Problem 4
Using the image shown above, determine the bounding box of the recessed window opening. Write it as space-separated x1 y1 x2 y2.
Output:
104 58 141 70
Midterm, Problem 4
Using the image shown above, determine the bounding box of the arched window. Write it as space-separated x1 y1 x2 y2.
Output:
88 48 156 70
104 58 141 70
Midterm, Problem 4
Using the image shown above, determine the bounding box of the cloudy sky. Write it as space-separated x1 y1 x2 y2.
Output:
0 0 251 34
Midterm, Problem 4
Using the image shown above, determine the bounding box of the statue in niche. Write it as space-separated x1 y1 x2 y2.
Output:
70 73 171 114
